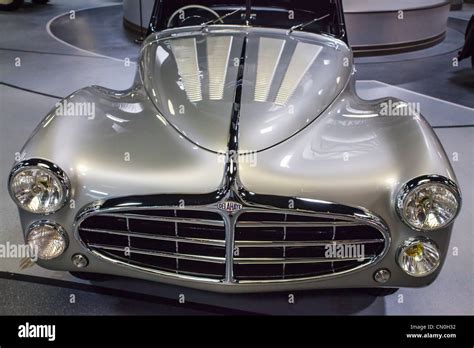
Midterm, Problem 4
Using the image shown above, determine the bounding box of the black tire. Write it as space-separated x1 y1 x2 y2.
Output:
365 288 399 297
69 271 115 282
0 0 24 11
471 56 474 69
32 0 49 3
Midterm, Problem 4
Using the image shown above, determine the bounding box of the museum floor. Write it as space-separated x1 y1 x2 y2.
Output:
0 0 473 315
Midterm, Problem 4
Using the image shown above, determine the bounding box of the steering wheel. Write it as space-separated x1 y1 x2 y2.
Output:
167 5 223 28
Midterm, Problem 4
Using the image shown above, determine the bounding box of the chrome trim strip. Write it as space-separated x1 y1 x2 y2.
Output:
89 244 226 264
234 239 385 248
221 34 248 283
98 212 224 227
223 210 235 283
236 221 367 228
79 227 226 247
89 249 224 284
234 256 375 265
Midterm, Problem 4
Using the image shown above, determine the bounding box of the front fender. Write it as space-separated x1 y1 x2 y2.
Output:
237 85 459 287
14 85 225 262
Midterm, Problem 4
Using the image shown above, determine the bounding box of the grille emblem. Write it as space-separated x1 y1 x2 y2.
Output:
217 201 243 213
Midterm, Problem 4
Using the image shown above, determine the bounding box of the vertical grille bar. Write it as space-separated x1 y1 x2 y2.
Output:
175 210 180 274
225 215 235 283
126 216 131 262
283 213 287 280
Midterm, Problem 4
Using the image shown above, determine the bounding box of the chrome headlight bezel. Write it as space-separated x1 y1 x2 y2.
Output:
396 175 461 232
9 159 71 215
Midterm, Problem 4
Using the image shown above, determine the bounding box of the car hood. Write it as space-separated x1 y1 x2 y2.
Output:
140 26 353 152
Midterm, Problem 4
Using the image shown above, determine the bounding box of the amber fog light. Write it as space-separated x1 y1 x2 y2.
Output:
397 238 440 277
27 222 68 260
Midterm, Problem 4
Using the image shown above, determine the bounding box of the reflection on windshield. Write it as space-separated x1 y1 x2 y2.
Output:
169 38 203 102
274 42 322 105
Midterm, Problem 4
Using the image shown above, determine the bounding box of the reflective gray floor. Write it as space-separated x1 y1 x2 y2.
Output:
0 277 210 315
0 0 473 315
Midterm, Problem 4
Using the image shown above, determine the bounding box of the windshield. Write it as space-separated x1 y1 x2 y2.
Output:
148 0 346 41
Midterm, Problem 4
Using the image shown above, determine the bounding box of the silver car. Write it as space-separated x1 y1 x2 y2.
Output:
8 0 461 295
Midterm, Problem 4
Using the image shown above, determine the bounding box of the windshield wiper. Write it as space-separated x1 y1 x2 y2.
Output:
288 13 331 34
201 7 245 29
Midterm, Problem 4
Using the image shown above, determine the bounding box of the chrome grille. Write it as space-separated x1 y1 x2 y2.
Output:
78 210 226 280
233 211 386 281
77 203 388 284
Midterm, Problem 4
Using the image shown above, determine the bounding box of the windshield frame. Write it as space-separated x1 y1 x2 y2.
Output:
147 0 347 43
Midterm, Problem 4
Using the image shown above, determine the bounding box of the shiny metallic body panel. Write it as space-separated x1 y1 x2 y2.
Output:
12 26 458 293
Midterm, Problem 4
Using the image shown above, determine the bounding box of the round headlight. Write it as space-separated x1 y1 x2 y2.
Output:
398 238 440 277
9 160 70 214
397 176 460 231
27 221 68 260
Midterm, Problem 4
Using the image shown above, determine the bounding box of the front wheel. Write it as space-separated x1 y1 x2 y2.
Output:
0 0 24 11
365 288 399 297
